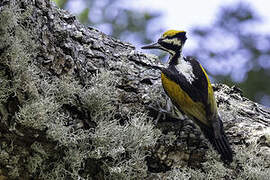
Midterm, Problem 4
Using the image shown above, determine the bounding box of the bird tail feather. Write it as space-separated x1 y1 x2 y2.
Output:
200 116 233 163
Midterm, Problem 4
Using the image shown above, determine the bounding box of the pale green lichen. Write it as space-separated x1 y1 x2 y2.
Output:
233 144 270 180
1 2 269 180
81 70 118 120
91 112 161 179
0 6 31 103
15 97 60 130
10 65 160 179
161 139 270 180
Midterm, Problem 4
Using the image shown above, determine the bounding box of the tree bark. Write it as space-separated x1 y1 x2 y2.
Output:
0 0 269 179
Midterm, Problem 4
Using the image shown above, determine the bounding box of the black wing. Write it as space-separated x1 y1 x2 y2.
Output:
162 56 209 107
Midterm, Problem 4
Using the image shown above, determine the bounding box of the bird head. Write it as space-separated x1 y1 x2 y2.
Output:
142 30 187 55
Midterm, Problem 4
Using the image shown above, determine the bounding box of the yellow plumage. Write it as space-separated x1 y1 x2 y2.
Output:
199 64 217 117
161 72 208 125
162 30 185 37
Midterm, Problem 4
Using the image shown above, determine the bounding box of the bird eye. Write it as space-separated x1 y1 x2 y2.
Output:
158 38 164 43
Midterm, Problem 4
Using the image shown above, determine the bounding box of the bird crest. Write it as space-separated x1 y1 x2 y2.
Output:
162 30 186 38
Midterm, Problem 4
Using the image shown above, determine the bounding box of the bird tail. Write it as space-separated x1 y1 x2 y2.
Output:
200 116 233 163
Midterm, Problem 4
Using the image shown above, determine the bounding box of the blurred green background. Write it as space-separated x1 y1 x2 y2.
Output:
52 0 270 107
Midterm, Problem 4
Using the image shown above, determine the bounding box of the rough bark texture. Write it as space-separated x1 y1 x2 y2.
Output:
0 0 269 179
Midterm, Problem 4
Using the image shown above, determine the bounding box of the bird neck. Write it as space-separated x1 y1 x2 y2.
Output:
169 50 183 66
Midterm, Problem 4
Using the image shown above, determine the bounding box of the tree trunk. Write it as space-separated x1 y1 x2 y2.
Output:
0 0 269 179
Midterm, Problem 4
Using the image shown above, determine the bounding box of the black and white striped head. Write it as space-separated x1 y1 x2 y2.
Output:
142 30 187 55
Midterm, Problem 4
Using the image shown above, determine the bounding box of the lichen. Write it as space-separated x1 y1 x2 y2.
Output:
1 0 269 179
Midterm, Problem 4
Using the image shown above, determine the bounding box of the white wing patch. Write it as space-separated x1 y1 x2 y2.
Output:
175 57 195 84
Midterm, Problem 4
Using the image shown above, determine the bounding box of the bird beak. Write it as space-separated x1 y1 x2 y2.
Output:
141 42 161 50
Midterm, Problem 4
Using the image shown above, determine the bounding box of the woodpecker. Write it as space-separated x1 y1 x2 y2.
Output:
142 30 233 163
